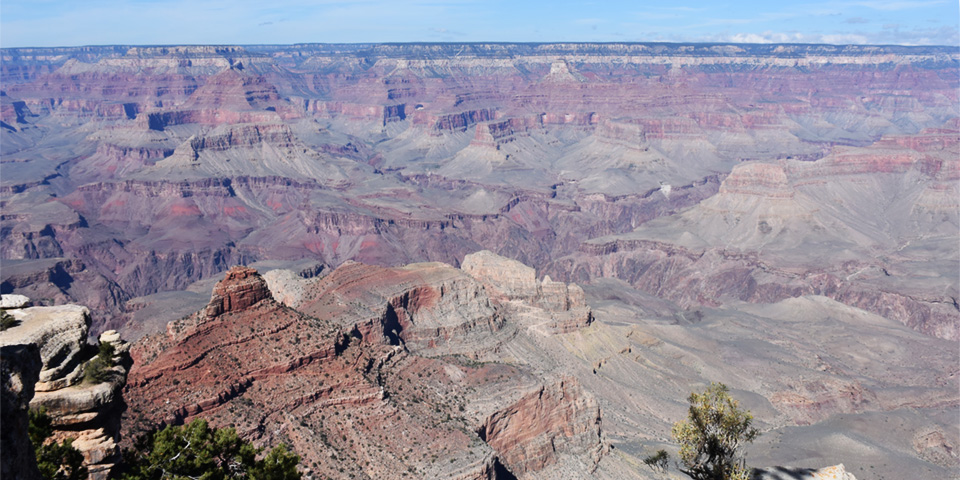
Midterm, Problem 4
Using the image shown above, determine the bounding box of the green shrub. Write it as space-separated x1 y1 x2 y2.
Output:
643 448 669 473
83 341 116 384
29 408 87 480
0 309 18 330
671 383 759 480
120 418 301 480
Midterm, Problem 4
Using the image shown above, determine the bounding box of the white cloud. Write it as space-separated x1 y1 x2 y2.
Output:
819 33 871 43
853 0 947 11
716 26 955 46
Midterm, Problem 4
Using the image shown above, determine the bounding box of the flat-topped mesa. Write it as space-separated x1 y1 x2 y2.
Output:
461 250 592 334
595 117 648 149
204 266 273 319
542 58 586 83
718 162 794 199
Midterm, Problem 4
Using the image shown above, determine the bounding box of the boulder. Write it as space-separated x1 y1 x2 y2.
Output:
753 464 857 480
1 294 32 309
0 304 90 390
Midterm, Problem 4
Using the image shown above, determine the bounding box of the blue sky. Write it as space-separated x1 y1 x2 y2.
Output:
1 0 957 48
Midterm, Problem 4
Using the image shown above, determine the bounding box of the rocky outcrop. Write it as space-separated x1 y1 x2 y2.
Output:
261 268 313 308
462 250 541 302
0 343 43 480
719 162 794 198
1 293 31 308
753 464 857 480
462 250 592 334
541 59 586 83
770 378 878 425
470 116 541 148
0 303 90 390
204 265 272 318
594 118 646 149
912 426 959 469
297 260 506 355
185 123 300 152
413 108 497 133
0 297 129 480
478 377 602 475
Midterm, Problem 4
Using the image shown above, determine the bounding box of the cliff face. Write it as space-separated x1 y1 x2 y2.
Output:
0 343 43 480
0 296 130 480
478 377 601 474
203 265 272 318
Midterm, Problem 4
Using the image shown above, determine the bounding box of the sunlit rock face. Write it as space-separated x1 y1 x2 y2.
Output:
0 296 130 480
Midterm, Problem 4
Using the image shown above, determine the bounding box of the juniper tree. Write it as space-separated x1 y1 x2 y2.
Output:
671 383 759 480
120 418 301 480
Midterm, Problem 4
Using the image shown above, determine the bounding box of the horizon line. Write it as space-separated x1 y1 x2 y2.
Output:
3 40 957 51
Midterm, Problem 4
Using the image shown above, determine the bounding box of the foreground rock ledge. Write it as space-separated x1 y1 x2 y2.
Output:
0 295 129 480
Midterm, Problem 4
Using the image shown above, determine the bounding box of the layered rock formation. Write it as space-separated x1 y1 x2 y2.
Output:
1 304 91 390
462 250 591 334
0 296 130 480
125 261 601 479
2 43 955 343
291 260 507 356
203 265 271 318
560 125 960 340
477 377 601 473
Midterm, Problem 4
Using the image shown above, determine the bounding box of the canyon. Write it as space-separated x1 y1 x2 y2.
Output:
1 42 958 479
